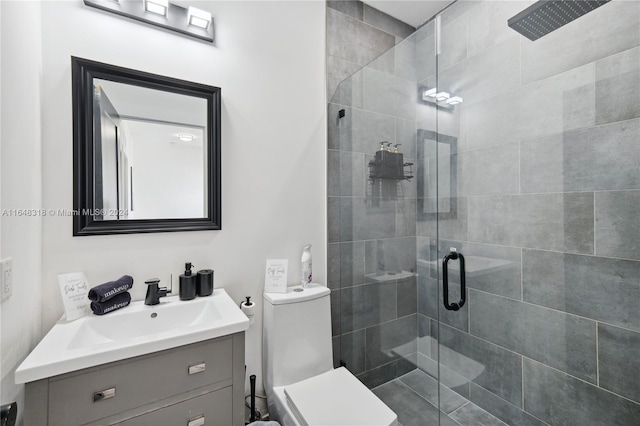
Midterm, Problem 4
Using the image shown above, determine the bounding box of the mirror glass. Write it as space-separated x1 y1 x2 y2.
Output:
94 80 208 220
417 129 457 219
73 57 221 235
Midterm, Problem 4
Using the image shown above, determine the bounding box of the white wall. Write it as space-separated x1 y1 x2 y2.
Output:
0 2 44 423
37 0 326 408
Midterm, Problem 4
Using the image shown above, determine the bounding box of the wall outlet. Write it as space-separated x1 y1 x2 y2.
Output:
1 258 13 302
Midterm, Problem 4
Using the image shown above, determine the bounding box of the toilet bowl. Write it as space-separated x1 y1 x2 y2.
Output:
263 284 397 426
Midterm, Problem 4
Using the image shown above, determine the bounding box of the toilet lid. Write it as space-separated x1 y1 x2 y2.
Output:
284 367 397 426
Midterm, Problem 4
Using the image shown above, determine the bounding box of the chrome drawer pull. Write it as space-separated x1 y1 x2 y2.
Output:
93 387 116 402
188 362 206 375
188 415 205 426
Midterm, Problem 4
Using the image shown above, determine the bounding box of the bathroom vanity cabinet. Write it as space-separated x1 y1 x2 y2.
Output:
24 333 245 426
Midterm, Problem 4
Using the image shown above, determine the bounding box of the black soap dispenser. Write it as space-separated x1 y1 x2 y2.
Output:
179 262 197 301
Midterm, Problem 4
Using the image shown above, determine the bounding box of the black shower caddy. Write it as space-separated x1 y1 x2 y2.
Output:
368 142 414 181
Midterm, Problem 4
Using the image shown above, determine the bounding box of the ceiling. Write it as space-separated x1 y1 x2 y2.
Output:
362 0 455 28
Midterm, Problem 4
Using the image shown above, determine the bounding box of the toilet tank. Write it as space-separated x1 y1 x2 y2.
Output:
263 284 333 393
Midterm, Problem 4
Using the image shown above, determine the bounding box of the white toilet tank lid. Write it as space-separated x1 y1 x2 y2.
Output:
263 283 330 305
284 367 398 426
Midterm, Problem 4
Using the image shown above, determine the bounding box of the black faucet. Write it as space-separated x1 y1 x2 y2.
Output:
144 278 168 305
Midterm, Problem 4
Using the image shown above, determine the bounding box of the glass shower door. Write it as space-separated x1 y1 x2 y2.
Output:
328 10 444 423
432 1 640 425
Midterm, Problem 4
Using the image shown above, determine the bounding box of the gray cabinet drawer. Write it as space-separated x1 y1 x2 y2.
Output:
48 337 233 426
116 387 233 426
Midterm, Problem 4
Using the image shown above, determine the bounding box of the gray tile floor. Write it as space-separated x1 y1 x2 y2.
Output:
372 369 508 426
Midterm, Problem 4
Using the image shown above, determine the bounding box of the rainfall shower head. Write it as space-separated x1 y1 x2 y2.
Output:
508 0 611 41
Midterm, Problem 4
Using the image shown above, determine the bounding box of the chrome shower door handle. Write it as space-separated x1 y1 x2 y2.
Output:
442 251 466 311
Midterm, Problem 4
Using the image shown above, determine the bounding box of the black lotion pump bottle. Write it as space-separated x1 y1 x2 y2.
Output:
179 262 197 300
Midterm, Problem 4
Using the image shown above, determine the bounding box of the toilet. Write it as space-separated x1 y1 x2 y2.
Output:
263 283 398 426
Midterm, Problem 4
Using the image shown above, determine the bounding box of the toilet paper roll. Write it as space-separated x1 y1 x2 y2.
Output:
240 301 255 325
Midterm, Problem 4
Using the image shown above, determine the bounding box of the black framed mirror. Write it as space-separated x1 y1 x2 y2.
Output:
72 57 221 236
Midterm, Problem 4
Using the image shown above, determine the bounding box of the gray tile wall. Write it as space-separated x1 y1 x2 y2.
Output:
326 0 419 387
414 1 640 424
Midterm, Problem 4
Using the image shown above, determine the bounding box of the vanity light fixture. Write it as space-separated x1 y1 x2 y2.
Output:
188 6 212 30
422 88 437 100
144 0 168 16
435 92 450 102
84 0 214 43
419 87 463 111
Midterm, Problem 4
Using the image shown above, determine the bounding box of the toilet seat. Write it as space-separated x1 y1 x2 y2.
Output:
283 367 397 426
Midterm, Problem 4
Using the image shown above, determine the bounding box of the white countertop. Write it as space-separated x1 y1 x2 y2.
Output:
15 288 249 384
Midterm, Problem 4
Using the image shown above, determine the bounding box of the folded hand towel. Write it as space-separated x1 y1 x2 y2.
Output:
88 275 134 302
90 291 131 315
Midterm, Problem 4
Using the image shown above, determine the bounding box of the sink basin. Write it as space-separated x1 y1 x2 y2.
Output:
67 295 224 349
15 288 249 384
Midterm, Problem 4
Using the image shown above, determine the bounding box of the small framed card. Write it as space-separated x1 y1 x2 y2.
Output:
58 272 91 321
265 259 288 294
